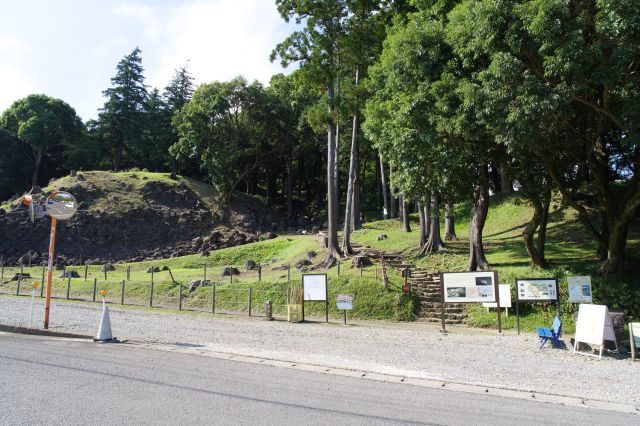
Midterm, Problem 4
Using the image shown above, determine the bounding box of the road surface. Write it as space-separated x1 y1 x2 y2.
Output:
0 333 635 425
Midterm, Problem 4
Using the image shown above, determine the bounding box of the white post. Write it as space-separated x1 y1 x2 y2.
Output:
28 282 38 327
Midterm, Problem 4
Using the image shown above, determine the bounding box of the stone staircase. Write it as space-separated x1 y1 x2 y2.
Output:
409 270 466 325
344 241 466 325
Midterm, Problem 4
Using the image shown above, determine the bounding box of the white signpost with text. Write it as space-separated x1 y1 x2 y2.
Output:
336 294 353 325
573 303 618 359
302 274 328 322
441 271 501 334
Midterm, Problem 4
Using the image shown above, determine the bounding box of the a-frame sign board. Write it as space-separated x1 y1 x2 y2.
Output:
573 304 618 360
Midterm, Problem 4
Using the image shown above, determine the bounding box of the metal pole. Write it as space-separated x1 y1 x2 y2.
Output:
40 266 45 298
495 271 502 335
44 217 58 329
211 285 216 314
248 287 252 316
439 272 446 333
179 282 183 311
66 274 71 299
149 280 154 308
16 266 23 296
92 278 97 302
515 285 520 336
121 280 125 305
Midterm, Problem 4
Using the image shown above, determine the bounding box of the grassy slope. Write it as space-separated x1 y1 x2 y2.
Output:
351 194 640 331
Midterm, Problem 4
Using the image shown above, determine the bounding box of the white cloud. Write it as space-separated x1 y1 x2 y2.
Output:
116 0 295 91
0 35 34 113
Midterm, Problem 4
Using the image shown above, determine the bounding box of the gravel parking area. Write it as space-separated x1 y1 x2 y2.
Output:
2 295 639 407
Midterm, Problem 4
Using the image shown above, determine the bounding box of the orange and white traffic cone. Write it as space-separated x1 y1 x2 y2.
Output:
95 289 116 342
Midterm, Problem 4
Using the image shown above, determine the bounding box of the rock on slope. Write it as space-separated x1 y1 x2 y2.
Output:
0 171 283 266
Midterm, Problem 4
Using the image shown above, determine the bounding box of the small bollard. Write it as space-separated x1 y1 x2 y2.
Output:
265 300 273 321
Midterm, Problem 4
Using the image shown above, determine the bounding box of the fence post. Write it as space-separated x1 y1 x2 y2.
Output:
121 280 125 305
41 265 45 297
179 282 183 311
104 265 107 281
288 264 291 283
84 264 88 281
149 280 154 308
375 264 378 282
127 266 130 281
66 274 71 299
17 267 23 296
204 264 207 283
360 264 363 277
211 284 216 314
92 278 97 302
337 260 341 277
258 265 262 281
248 287 252 316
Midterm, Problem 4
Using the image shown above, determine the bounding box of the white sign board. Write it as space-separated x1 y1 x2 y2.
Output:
483 284 511 308
517 279 558 301
567 276 592 303
336 294 353 310
302 274 327 301
574 303 617 359
442 271 496 303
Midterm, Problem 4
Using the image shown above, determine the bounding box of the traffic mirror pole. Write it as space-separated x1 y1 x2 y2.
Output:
44 217 57 329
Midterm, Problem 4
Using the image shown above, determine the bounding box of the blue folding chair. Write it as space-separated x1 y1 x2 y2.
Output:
536 315 562 349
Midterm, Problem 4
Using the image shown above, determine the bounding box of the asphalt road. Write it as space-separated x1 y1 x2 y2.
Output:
0 333 636 425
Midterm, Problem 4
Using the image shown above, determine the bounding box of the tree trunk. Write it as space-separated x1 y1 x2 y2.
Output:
418 201 427 247
114 143 123 172
326 81 342 260
287 154 294 220
31 148 42 187
379 154 389 219
424 200 431 242
523 187 551 268
444 201 457 241
500 161 513 195
468 165 490 271
401 196 411 232
601 222 629 276
389 164 397 218
342 68 360 254
422 192 445 253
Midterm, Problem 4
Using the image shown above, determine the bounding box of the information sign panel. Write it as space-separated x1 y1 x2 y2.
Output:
483 284 511 308
517 279 558 301
443 271 496 303
302 274 327 301
567 276 592 303
336 294 353 310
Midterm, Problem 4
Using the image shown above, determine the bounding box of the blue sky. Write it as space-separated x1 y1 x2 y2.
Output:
0 0 296 121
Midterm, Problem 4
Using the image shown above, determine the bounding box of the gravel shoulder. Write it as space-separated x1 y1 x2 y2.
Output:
2 295 639 408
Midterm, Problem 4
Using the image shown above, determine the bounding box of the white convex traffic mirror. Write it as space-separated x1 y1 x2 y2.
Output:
45 191 77 220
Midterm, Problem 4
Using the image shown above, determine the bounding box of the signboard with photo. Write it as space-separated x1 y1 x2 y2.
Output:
442 271 496 303
517 278 558 301
567 276 592 303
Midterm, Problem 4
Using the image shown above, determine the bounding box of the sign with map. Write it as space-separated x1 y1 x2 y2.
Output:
442 271 497 303
516 279 558 301
567 276 592 303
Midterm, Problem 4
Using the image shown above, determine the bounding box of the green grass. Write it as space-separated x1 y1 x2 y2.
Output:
351 193 640 329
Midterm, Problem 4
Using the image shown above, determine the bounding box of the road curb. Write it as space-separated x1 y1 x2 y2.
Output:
128 340 640 416
0 324 92 340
